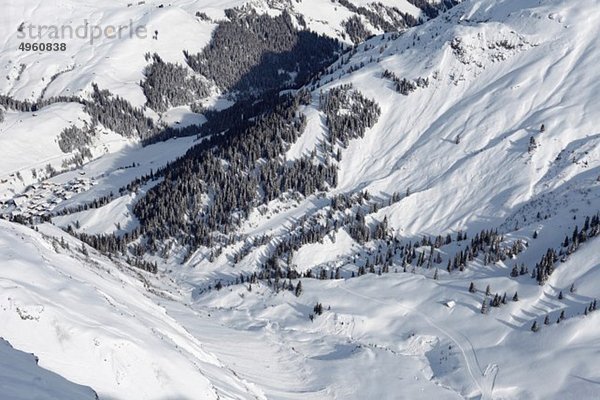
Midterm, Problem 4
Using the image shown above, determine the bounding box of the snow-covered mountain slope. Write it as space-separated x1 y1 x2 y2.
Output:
140 0 600 396
1 0 600 399
0 338 98 400
0 0 436 198
187 235 600 400
121 0 599 278
303 0 600 236
1 0 429 103
1 217 599 400
3 0 218 103
0 220 271 400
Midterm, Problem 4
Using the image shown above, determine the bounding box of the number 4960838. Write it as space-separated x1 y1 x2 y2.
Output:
19 42 66 51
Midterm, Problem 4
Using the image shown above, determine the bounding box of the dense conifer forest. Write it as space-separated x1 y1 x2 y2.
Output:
185 11 342 97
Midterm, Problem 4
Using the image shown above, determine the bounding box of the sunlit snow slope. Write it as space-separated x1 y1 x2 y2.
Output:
0 0 599 399
0 220 268 400
301 0 600 236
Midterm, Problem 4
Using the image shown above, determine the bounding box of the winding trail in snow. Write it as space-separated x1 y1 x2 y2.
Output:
339 283 497 399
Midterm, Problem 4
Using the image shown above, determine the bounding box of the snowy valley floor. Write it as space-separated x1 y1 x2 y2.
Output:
1 219 599 399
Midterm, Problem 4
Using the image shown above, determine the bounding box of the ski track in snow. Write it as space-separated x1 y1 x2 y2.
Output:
339 284 494 399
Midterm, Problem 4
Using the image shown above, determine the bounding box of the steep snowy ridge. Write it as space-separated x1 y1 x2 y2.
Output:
0 338 98 400
307 0 600 235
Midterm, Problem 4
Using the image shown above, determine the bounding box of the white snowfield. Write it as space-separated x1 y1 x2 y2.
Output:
0 337 98 400
0 220 270 400
0 0 600 399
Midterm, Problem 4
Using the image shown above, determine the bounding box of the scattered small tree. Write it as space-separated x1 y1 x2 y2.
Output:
528 136 537 152
468 282 476 293
313 302 323 316
480 298 488 314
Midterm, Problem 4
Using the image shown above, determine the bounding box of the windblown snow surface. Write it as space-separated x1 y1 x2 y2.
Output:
1 0 600 399
0 337 97 400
